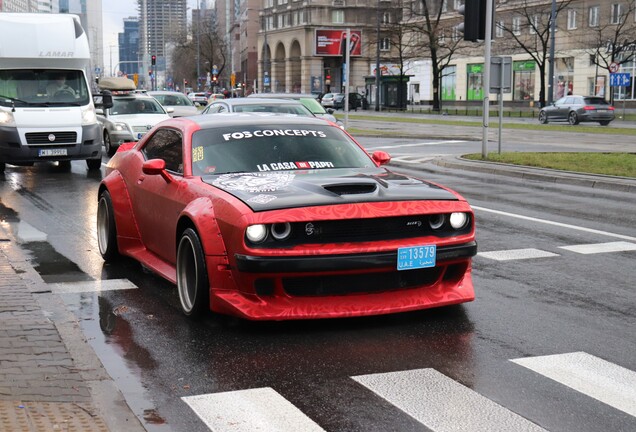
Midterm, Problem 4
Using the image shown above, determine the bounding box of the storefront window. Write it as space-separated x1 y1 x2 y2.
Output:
441 66 456 101
466 64 484 101
555 57 574 98
588 76 606 97
513 60 535 101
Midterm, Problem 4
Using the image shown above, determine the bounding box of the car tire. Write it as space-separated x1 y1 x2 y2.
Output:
538 111 548 124
568 111 579 125
97 190 120 261
599 121 610 126
177 228 210 318
87 158 102 170
104 131 116 157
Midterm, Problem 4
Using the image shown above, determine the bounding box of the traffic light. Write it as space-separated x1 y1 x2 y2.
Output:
325 68 331 85
151 55 156 66
457 0 488 42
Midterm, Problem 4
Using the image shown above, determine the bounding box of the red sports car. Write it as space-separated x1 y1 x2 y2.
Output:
97 114 477 320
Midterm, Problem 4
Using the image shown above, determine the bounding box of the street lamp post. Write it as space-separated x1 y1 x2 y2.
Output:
547 0 557 105
375 0 381 111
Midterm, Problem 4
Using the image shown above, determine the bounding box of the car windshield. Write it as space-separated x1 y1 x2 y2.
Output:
0 69 90 107
152 93 194 106
191 123 374 176
299 97 327 114
110 98 166 115
233 103 313 116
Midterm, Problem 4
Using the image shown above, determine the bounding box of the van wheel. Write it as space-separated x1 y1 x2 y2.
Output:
87 158 102 170
104 132 116 156
177 228 209 318
58 160 72 171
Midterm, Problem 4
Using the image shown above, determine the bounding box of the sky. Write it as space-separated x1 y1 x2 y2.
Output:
101 0 199 75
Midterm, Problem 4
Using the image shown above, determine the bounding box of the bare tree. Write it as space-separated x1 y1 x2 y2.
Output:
171 22 228 91
584 0 636 101
497 0 574 107
404 0 464 111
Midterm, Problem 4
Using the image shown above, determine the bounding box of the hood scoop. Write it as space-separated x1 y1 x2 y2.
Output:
323 183 377 195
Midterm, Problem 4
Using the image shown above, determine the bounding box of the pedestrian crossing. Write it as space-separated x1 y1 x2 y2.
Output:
179 352 636 432
477 241 636 262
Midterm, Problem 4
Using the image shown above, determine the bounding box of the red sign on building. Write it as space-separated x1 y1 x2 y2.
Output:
315 29 362 56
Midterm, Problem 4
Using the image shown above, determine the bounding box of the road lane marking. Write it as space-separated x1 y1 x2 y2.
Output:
16 220 48 243
559 241 636 254
182 387 325 432
472 206 636 242
352 368 546 432
49 279 138 293
369 140 467 149
511 352 636 417
477 248 559 261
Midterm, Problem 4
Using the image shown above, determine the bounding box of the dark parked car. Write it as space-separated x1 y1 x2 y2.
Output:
333 92 368 111
538 95 615 126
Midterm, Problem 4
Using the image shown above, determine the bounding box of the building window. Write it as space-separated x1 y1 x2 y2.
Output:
332 10 344 24
530 14 538 34
513 60 536 101
380 37 390 50
278 0 288 4
610 4 622 24
496 20 504 38
567 9 577 29
441 0 447 13
512 16 521 35
441 65 456 101
588 6 599 27
265 0 273 8
454 0 463 10
382 12 390 24
466 64 484 101
452 26 460 41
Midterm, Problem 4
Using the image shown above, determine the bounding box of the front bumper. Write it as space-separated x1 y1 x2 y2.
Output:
0 124 102 164
209 241 477 320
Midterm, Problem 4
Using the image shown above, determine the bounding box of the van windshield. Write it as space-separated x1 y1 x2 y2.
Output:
0 69 90 107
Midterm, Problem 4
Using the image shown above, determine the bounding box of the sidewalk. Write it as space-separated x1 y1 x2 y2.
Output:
0 225 143 431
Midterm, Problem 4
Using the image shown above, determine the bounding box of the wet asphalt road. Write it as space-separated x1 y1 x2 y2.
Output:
0 132 635 431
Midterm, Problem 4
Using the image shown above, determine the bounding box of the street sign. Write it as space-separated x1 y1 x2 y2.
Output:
609 62 619 73
264 72 270 86
610 72 631 87
94 67 101 74
490 56 512 93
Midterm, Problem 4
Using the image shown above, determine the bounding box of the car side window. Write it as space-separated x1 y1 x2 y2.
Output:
142 128 184 174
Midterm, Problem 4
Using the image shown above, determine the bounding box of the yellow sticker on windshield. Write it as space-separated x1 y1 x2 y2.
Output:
192 146 204 162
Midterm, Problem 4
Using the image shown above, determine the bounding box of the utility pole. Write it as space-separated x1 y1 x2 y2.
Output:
547 0 557 105
375 0 381 111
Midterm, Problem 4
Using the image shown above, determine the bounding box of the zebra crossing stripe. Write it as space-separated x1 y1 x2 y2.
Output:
478 248 559 261
49 279 138 293
182 387 325 432
511 352 636 417
352 368 546 432
559 241 636 254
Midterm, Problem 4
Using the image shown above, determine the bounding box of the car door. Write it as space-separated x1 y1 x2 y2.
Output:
128 128 188 264
552 97 568 120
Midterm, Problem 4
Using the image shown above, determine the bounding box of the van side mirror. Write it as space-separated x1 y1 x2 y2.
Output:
93 90 113 109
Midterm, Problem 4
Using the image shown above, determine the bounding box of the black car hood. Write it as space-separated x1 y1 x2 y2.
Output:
203 168 458 212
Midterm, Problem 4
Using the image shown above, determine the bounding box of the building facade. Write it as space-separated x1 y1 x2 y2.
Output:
119 18 140 76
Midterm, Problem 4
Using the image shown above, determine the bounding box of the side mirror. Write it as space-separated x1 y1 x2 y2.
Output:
142 158 172 182
95 108 104 115
166 107 175 113
371 150 391 166
327 108 335 114
93 90 113 109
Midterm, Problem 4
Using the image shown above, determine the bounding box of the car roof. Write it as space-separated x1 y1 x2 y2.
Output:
247 93 318 99
210 98 305 106
185 113 333 129
148 91 186 96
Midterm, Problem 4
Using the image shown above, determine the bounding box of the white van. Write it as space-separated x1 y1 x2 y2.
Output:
0 13 107 173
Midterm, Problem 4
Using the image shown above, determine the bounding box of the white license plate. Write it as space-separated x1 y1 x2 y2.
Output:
397 245 437 271
38 148 67 157
597 109 607 113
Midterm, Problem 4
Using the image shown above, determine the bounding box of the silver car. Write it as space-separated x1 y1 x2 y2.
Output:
148 91 199 117
538 95 615 126
97 94 171 156
200 98 316 116
247 93 342 127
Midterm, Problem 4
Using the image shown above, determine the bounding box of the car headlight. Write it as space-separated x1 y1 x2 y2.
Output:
113 122 128 132
429 214 445 230
270 222 291 240
449 212 468 229
246 224 268 243
0 110 15 127
81 105 97 125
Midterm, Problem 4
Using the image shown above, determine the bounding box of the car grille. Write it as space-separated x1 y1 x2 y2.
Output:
26 132 77 145
282 266 444 296
253 214 472 248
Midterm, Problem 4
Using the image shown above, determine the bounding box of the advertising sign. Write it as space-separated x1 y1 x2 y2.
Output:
315 29 362 56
